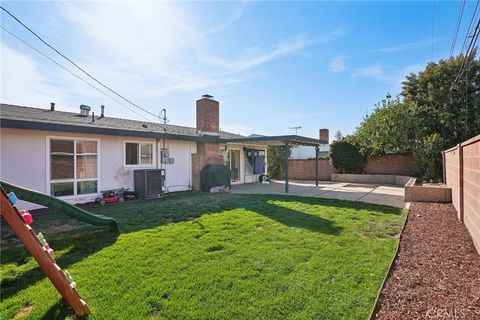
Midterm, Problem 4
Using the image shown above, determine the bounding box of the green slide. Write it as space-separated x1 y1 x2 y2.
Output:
1 181 120 234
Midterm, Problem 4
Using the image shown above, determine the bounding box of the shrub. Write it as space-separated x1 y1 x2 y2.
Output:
413 133 444 181
329 140 366 174
267 146 291 179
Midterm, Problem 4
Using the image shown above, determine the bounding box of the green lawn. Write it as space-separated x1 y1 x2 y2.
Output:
1 193 406 319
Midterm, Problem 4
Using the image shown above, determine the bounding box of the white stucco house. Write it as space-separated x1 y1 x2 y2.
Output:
0 95 323 206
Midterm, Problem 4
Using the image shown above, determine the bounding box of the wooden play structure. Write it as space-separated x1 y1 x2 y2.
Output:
0 186 90 316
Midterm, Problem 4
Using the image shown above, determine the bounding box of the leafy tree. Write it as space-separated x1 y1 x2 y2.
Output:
351 96 417 157
402 51 480 148
328 140 366 174
351 52 479 180
267 146 291 179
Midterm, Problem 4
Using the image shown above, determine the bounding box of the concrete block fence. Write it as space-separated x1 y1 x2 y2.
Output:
443 135 480 254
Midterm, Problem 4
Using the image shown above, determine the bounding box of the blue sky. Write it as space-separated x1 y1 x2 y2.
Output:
0 1 474 141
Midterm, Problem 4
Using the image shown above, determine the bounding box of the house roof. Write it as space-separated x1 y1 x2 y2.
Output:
0 103 324 146
0 103 243 141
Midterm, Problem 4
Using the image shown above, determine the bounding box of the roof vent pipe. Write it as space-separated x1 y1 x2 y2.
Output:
79 104 91 117
92 112 95 123
100 105 105 119
50 102 55 111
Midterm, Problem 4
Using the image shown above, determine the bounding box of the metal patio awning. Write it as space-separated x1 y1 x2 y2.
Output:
222 134 327 146
221 135 328 194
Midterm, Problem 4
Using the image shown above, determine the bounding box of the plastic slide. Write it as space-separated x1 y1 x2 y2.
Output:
1 181 120 234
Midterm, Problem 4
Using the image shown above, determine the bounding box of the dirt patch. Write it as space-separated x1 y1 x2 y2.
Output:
373 202 480 319
14 304 33 319
206 245 225 252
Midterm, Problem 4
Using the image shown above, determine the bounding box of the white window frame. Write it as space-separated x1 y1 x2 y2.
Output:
123 140 156 167
46 136 101 197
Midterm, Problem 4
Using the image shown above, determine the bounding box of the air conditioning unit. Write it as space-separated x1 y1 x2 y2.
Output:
134 169 165 198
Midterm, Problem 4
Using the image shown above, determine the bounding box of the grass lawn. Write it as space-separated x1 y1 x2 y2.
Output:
1 193 406 319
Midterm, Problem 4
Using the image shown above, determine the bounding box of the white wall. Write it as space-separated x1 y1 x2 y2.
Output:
0 128 195 208
159 139 196 192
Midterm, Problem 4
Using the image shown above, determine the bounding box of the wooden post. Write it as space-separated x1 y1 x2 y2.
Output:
0 188 90 316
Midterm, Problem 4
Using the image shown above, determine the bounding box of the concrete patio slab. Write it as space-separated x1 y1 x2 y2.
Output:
231 180 408 208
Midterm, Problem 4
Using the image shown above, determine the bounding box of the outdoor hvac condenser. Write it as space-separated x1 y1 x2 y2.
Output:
134 169 165 198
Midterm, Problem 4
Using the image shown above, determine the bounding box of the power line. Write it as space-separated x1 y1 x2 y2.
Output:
456 19 480 82
451 10 480 90
0 5 160 120
450 0 466 56
1 26 151 121
459 0 480 55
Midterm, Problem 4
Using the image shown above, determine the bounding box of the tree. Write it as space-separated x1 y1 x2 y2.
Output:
402 51 480 148
267 146 291 179
328 140 366 174
334 130 343 141
351 52 479 181
351 96 417 157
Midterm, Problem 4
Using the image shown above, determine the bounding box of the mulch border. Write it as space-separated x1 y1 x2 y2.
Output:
368 204 410 319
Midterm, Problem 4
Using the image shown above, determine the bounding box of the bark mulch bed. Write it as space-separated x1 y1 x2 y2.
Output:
373 202 480 319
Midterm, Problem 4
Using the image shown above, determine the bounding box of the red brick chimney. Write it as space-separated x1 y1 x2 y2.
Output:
191 94 224 190
319 128 329 144
196 95 219 135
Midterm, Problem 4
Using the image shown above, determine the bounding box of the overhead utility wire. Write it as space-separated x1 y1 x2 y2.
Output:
0 6 159 120
450 0 467 56
458 0 480 56
454 19 480 84
0 26 151 121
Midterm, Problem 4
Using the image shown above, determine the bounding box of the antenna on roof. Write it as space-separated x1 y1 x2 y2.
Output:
289 126 302 135
159 109 168 133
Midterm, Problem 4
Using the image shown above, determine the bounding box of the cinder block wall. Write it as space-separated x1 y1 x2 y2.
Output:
365 154 419 175
288 159 338 180
444 135 480 254
287 154 417 180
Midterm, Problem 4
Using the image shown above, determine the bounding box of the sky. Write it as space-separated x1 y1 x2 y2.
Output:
0 1 475 141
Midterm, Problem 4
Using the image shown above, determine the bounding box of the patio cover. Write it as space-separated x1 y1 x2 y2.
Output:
222 135 329 193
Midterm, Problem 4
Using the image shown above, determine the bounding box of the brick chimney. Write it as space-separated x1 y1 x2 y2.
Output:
319 128 329 144
196 94 219 135
191 95 224 190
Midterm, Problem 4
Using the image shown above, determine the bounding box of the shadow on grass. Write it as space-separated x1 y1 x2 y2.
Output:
39 299 88 320
0 228 117 301
1 192 401 305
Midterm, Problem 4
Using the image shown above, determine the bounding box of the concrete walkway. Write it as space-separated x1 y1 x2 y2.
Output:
231 180 408 208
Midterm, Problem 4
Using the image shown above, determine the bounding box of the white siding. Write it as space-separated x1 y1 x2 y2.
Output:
0 128 195 208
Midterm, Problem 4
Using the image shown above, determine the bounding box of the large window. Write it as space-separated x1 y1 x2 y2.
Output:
125 142 153 165
50 139 98 197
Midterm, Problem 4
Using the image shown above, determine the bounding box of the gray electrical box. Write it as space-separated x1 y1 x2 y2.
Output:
134 169 165 198
168 158 175 164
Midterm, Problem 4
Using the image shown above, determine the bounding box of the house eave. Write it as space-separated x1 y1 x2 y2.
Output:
0 118 223 142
